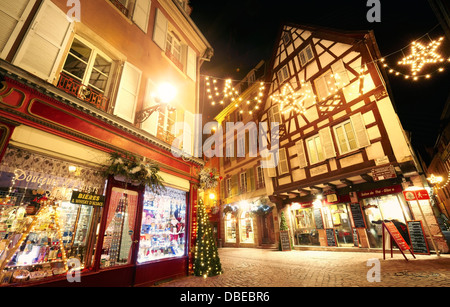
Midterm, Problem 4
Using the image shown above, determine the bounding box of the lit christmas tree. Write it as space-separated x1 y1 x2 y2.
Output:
193 198 223 277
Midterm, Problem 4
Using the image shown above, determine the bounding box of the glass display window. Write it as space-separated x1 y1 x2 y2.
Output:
321 204 354 247
291 206 320 246
362 194 412 248
138 186 187 263
0 147 104 285
224 212 236 243
100 187 139 268
240 211 254 243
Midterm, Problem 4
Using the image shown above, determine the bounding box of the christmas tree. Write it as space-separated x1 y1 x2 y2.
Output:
193 198 223 277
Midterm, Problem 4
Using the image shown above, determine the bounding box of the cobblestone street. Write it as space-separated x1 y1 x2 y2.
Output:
156 247 450 287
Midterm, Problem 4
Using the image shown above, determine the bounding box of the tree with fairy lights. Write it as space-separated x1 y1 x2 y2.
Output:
193 198 223 277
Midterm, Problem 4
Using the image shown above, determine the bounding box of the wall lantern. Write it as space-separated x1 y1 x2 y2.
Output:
135 82 177 124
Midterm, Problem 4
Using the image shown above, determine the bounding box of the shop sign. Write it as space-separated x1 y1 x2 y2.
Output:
402 189 430 201
371 165 396 181
357 185 403 199
383 222 410 251
70 191 105 207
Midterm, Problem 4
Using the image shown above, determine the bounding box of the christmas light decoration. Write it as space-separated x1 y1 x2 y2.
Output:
193 198 222 277
398 37 445 74
270 83 311 115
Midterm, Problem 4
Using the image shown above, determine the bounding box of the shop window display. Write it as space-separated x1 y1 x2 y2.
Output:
240 211 254 243
224 212 236 243
291 207 320 246
322 204 354 247
0 147 104 285
138 186 186 263
362 194 412 248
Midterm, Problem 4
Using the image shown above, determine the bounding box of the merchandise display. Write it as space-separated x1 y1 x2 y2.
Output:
138 187 187 263
0 147 104 286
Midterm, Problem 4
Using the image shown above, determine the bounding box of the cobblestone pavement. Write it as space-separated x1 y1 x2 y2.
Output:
156 247 450 287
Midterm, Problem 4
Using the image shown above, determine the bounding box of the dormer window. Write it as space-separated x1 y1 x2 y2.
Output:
277 64 290 84
282 31 292 46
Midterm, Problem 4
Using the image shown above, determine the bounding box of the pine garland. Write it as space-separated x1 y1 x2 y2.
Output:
100 152 165 193
193 198 223 277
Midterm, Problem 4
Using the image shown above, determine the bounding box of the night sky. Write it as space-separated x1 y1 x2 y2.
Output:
189 0 450 162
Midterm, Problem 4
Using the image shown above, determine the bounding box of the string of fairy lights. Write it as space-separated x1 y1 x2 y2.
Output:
202 30 450 117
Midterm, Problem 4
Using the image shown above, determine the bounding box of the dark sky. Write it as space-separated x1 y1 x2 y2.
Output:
189 0 450 161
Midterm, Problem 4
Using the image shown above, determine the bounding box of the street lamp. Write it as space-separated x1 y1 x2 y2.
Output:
135 82 177 124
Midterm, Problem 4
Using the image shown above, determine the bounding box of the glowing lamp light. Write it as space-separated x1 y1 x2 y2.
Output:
427 174 443 184
155 82 177 103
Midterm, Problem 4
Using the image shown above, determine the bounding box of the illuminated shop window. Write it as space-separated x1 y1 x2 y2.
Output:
224 212 236 243
240 211 254 243
138 187 186 263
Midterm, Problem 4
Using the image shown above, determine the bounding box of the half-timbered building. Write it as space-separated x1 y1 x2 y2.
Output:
260 23 449 253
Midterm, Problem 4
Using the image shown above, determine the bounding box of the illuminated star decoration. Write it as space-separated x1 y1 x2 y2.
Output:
271 83 307 115
398 37 445 75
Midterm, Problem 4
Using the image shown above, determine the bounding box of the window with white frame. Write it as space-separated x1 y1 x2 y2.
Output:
152 8 197 81
157 106 177 143
166 31 183 68
333 120 358 154
277 64 289 84
299 45 314 66
306 135 325 165
61 37 113 95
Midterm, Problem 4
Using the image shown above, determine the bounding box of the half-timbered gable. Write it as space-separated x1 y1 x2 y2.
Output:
260 23 420 200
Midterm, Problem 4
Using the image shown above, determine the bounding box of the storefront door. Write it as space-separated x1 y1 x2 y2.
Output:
323 204 354 247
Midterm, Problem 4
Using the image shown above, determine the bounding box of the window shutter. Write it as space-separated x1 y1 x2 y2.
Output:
350 112 370 148
314 75 328 101
267 166 276 178
231 174 238 196
319 127 336 159
246 168 255 192
331 59 350 88
13 0 73 82
141 79 159 136
133 0 151 33
114 62 142 123
278 148 289 175
186 45 197 81
0 0 36 59
152 8 167 50
295 140 308 168
182 110 194 155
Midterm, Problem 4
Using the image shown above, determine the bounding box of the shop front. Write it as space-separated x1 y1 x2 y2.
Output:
222 202 258 247
288 185 414 250
0 73 200 287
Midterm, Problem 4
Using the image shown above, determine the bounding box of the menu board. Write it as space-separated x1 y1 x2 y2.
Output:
280 230 291 251
313 208 324 229
383 222 410 251
349 203 366 228
326 228 336 246
407 221 430 254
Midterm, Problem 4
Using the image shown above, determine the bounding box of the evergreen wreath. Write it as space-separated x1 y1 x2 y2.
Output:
100 151 165 193
198 167 222 190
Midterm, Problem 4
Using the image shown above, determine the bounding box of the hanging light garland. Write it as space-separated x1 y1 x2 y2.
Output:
202 29 449 115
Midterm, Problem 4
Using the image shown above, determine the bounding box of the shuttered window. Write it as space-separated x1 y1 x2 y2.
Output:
182 110 195 155
319 127 336 159
132 0 151 33
333 113 370 155
0 0 36 59
331 59 350 88
278 147 289 175
306 135 324 165
13 0 73 82
295 140 308 168
152 8 167 50
114 61 142 123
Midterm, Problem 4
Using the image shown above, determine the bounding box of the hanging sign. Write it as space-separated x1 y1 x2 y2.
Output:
70 191 105 207
407 220 430 255
371 165 396 181
402 189 430 201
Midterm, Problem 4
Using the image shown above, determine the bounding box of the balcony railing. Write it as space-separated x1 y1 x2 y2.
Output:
57 73 109 112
